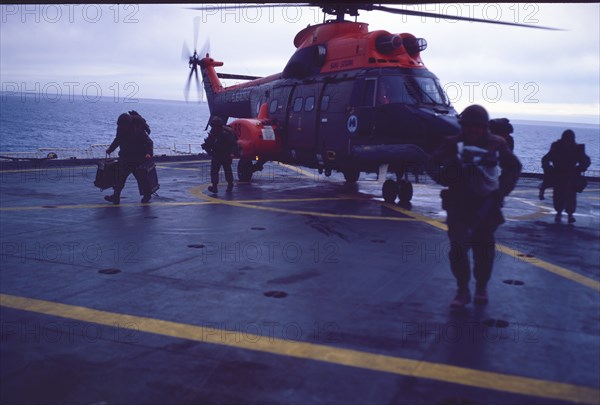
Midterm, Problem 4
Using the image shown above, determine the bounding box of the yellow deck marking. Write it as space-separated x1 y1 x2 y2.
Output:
0 201 216 211
386 203 600 292
506 197 555 221
190 186 416 222
1 293 597 405
276 162 323 179
2 162 597 289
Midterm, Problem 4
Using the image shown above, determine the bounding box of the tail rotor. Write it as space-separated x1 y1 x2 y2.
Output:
182 16 210 102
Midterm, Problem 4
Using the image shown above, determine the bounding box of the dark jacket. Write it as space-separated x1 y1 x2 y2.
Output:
541 140 590 181
130 112 151 135
204 126 237 159
427 132 522 199
107 123 154 163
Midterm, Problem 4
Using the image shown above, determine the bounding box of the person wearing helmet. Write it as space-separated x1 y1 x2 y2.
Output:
489 117 514 152
128 110 151 135
426 105 522 308
104 112 154 204
541 129 590 224
203 116 237 193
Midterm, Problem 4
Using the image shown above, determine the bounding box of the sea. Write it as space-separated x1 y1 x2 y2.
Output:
1 94 598 175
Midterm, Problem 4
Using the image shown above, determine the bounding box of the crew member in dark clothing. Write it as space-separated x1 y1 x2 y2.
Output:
104 112 154 205
129 110 151 135
427 105 522 308
541 130 590 224
489 118 515 151
202 117 237 193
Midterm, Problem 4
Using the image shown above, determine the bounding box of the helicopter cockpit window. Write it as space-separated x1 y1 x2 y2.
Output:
305 96 315 112
293 97 303 112
320 95 330 111
412 77 449 106
377 76 418 105
269 99 278 114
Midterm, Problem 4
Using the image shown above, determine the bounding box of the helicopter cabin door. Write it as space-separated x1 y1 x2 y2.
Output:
317 80 356 161
286 85 319 155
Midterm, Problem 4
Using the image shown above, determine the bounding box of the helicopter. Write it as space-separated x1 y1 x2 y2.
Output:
183 3 558 203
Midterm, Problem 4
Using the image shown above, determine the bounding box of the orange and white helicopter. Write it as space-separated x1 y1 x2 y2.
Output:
184 3 557 203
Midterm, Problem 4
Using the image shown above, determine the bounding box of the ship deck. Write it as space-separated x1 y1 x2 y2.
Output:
1 158 599 404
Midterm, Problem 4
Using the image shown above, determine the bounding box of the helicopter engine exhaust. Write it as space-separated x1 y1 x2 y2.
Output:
375 34 403 54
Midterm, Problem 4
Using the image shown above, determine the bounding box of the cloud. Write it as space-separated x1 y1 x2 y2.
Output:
1 3 598 122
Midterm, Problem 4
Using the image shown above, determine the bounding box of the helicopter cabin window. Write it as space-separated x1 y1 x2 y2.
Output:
269 99 278 114
304 96 315 112
360 78 377 107
320 95 330 111
293 97 303 112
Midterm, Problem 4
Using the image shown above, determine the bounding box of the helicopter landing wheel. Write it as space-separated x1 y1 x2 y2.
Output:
237 158 254 182
398 179 413 203
343 169 360 183
382 179 398 203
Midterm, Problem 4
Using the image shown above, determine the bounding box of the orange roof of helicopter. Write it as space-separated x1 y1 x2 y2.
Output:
222 21 427 92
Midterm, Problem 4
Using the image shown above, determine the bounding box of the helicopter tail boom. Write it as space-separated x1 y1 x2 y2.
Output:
198 56 224 111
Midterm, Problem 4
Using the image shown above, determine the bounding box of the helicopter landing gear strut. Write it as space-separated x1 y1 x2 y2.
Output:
237 158 264 182
380 165 413 204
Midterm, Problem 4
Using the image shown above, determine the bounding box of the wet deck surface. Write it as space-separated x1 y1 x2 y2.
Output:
1 159 599 405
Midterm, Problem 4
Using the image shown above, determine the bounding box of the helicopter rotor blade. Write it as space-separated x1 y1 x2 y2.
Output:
370 4 563 31
181 41 191 62
187 3 308 12
184 65 196 102
193 16 200 51
199 37 210 58
194 67 202 103
187 3 562 31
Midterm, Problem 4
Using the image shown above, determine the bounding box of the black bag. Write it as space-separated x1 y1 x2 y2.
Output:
135 161 160 195
575 174 588 193
94 159 119 190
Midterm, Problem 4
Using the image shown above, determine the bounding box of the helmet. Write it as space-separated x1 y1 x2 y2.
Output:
210 117 224 127
117 113 131 126
561 129 575 143
458 105 489 126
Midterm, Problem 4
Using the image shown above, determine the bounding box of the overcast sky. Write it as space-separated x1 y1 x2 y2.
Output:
1 3 599 124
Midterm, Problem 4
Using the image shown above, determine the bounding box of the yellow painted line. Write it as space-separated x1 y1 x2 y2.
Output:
0 201 216 212
493 244 600 291
384 202 449 231
386 203 600 292
277 162 325 179
0 160 207 174
155 165 202 172
506 197 555 221
0 165 97 173
233 197 366 204
0 293 597 405
190 186 415 222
